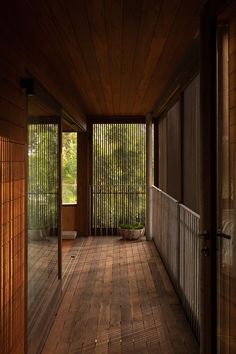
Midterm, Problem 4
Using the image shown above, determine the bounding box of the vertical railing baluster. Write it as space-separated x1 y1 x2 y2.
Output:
151 186 200 341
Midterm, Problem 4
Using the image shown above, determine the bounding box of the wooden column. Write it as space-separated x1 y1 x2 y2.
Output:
146 113 153 240
77 129 90 236
199 2 217 353
58 118 62 279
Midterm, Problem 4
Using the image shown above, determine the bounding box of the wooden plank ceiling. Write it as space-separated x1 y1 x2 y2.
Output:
1 0 204 118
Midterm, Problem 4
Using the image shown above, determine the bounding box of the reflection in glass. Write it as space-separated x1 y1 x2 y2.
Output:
27 123 59 327
62 132 77 204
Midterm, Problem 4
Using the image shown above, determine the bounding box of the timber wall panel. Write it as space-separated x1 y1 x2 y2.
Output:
0 34 26 354
158 115 167 192
167 101 181 200
158 101 181 201
183 75 200 212
157 77 200 210
229 106 236 126
62 206 77 231
229 19 236 211
0 138 25 354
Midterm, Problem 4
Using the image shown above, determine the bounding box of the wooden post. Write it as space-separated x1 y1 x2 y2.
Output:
146 113 153 240
77 127 91 236
58 117 62 279
199 2 217 353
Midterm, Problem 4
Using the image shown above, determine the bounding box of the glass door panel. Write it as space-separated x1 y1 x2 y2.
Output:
27 118 61 354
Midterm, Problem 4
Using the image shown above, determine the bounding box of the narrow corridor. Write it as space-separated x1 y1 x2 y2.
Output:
42 237 198 354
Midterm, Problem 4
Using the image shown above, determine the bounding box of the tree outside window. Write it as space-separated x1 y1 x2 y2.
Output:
62 132 77 204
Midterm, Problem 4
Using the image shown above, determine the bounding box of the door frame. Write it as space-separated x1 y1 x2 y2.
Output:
199 2 217 354
24 74 63 353
200 1 235 353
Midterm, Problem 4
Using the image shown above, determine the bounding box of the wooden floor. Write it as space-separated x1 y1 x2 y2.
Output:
42 237 199 354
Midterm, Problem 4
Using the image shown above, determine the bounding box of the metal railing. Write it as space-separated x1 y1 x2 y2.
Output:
152 186 200 341
153 187 179 287
179 204 200 339
89 184 146 235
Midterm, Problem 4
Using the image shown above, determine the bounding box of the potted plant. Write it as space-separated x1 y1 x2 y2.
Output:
28 213 51 241
118 223 145 241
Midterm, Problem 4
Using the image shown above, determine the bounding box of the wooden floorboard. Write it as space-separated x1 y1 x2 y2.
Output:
42 237 199 354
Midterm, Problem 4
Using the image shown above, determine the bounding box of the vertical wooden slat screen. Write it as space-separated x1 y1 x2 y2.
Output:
92 124 146 235
183 75 200 213
0 136 25 354
28 124 59 235
167 101 181 201
158 100 181 201
158 116 167 191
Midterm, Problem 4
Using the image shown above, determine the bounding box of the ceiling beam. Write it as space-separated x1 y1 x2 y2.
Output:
88 115 146 124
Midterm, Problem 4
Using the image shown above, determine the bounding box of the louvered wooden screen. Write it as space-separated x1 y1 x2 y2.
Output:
0 136 25 354
91 124 146 235
28 123 59 236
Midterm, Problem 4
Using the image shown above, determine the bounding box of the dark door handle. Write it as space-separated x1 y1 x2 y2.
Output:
217 230 231 240
198 230 231 240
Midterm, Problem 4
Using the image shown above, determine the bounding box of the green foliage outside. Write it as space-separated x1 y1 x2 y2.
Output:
119 223 144 230
62 132 77 204
93 124 146 228
28 124 59 230
93 124 146 186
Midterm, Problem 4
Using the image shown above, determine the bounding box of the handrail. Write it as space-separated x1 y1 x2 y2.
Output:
152 185 179 203
179 203 200 219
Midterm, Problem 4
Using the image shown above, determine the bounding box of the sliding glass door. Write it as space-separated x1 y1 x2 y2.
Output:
27 117 61 354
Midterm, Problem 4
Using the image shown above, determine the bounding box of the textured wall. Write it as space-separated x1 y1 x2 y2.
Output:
0 34 26 354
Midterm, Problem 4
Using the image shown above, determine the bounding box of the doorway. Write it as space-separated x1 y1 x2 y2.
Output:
91 123 146 235
27 89 62 354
